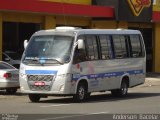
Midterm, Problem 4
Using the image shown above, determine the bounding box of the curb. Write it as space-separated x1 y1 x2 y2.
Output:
145 77 160 81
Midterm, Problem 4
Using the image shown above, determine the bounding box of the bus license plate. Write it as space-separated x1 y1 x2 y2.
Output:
34 81 45 86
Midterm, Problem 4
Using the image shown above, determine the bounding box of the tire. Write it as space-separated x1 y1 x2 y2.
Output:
111 81 128 97
6 88 17 94
73 83 87 102
86 92 91 99
28 94 41 102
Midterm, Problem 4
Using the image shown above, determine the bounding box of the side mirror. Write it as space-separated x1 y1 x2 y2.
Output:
77 39 85 49
24 40 28 49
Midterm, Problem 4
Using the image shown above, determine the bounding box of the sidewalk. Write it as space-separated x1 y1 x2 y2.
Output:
143 72 160 87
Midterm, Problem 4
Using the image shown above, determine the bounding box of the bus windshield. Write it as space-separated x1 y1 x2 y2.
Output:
23 35 74 64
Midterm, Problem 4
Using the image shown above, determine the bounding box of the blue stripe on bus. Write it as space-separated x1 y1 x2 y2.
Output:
72 70 144 80
25 70 58 75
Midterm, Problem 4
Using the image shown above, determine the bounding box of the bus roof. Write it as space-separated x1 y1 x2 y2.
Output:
33 27 142 36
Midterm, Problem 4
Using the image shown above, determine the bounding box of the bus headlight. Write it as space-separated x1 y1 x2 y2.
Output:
19 73 27 81
20 86 24 90
56 73 72 81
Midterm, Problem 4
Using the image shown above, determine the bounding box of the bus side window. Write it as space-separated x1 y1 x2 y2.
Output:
112 35 128 59
99 35 112 59
85 35 99 60
129 35 143 58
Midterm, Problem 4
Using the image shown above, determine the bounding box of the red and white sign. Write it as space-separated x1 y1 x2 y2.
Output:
127 0 151 16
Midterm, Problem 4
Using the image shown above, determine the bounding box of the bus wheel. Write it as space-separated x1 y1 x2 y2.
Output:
73 83 87 102
111 81 128 97
28 94 41 102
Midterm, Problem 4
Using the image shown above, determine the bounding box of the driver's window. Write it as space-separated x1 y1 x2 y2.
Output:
73 36 87 64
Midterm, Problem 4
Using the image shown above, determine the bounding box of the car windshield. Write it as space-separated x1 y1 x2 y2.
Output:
23 35 74 64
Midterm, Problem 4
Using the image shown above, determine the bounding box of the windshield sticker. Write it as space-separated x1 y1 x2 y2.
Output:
88 62 95 74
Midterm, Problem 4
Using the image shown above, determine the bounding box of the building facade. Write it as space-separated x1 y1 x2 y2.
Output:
0 0 160 72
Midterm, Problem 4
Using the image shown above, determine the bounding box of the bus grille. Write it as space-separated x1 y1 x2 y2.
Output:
27 75 53 82
29 85 51 91
27 75 54 91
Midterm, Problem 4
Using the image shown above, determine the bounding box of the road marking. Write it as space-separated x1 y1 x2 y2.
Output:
37 111 109 120
40 104 71 108
89 111 110 115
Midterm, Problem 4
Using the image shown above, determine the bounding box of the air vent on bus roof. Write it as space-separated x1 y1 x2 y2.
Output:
55 26 81 30
116 28 125 31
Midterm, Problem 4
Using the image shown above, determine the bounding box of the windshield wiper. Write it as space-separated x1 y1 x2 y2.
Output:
23 57 39 64
39 58 64 65
25 57 39 60
24 57 64 65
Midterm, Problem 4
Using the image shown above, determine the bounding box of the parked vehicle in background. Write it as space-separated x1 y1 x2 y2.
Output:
0 61 19 94
19 27 146 102
2 51 21 69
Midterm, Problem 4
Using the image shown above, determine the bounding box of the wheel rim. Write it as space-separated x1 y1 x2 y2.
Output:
78 86 85 100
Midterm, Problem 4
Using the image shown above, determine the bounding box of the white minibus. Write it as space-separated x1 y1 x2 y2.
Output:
19 27 146 102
